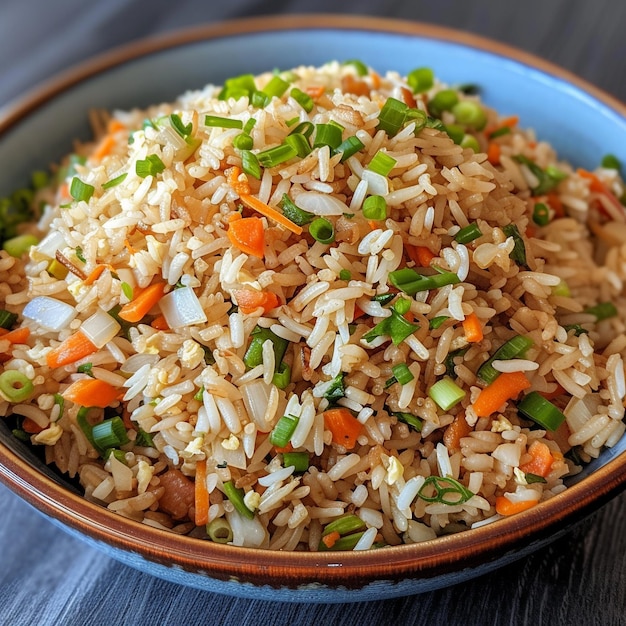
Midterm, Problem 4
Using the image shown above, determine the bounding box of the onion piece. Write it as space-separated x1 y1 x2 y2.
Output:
362 169 390 196
226 509 267 548
294 191 350 216
23 296 77 331
80 308 121 348
32 230 66 261
240 380 272 432
159 286 207 328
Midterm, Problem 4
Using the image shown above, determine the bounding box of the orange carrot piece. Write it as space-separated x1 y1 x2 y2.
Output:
443 413 472 452
0 327 30 345
485 115 519 137
495 495 538 516
227 165 251 196
232 288 280 314
83 264 114 286
118 281 166 323
107 119 126 134
62 378 120 408
487 141 501 165
46 331 98 369
577 168 624 216
22 417 44 434
321 530 341 549
150 314 169 330
227 216 265 259
462 312 483 343
406 244 435 267
239 194 303 236
92 135 116 161
323 408 363 450
519 440 554 478
194 459 209 526
472 371 531 418
546 192 565 218
305 85 325 101
369 71 381 90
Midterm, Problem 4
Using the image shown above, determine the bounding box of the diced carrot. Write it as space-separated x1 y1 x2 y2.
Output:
443 413 472 452
22 417 44 434
227 166 251 196
194 459 209 526
239 194 303 236
232 288 280 314
495 495 538 516
118 281 166 323
46 330 98 369
227 216 265 259
546 192 565 218
150 314 169 330
406 243 435 267
92 134 116 161
341 74 370 97
525 224 536 239
273 442 293 454
83 264 114 286
352 304 365 320
462 312 483 343
472 371 531 417
321 530 341 549
400 87 417 108
107 119 126 134
369 71 381 90
577 168 625 218
62 378 120 408
305 85 325 101
124 239 137 255
323 408 363 450
519 440 554 478
0 327 30 345
487 115 519 135
487 142 501 165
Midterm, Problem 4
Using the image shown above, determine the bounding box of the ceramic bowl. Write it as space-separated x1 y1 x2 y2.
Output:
1 15 626 603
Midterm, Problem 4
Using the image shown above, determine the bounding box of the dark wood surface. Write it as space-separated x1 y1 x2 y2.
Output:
1 1 626 624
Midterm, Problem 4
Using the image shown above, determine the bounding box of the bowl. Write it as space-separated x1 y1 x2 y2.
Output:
1 14 626 603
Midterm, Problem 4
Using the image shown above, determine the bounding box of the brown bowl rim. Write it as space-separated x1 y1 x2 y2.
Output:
1 13 626 588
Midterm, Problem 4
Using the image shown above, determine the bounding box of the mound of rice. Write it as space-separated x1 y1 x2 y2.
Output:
1 61 626 551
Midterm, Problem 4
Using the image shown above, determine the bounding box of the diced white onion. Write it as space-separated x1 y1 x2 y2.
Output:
294 191 350 215
362 169 390 196
226 509 267 547
80 308 121 348
159 286 207 328
22 296 77 331
32 230 66 260
240 380 272 432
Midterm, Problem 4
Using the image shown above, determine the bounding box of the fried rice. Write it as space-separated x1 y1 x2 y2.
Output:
1 61 626 551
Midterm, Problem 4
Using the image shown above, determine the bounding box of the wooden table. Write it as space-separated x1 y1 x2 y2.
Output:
1 1 625 623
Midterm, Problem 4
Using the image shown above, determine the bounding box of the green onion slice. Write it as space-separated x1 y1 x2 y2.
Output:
428 377 466 411
517 391 566 431
0 370 34 403
207 518 233 543
223 480 255 519
243 326 289 371
502 223 527 267
392 363 414 385
2 234 38 258
284 133 312 158
454 222 482 244
70 177 95 202
368 151 397 177
309 217 335 244
377 98 408 137
417 475 474 505
257 143 297 168
429 315 450 330
283 451 309 473
584 302 618 321
477 335 534 383
102 173 128 190
335 136 365 162
290 87 314 112
280 194 314 226
91 416 130 454
269 414 300 448
313 123 344 149
343 59 369 76
240 150 261 180
388 267 460 295
362 309 420 346
272 362 291 390
393 411 422 432
204 115 243 129
532 202 550 226
362 195 387 220
135 154 165 178
0 309 18 330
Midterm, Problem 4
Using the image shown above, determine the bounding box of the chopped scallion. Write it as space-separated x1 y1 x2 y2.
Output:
262 75 290 99
206 518 233 543
323 372 346 403
204 115 243 129
362 308 420 346
284 133 312 158
283 451 309 473
514 155 567 195
280 194 314 226
429 315 449 330
393 411 422 432
102 173 128 190
502 223 527 267
240 150 261 180
218 74 257 101
388 267 460 295
376 98 408 137
91 416 129 454
428 377 466 411
362 195 387 220
343 59 369 76
0 370 34 403
584 301 618 321
70 177 95 202
290 87 314 112
322 513 366 538
135 154 165 178
335 136 365 162
0 309 17 329
309 217 335 244
454 222 482 244
392 363 414 385
223 480 255 519
313 123 344 149
243 118 257 135
243 326 289 370
272 362 291 390
269 414 300 448
257 143 297 168
289 121 314 138
517 391 566 431
417 475 474 505
3 234 38 258
477 335 534 383
368 151 397 177
601 154 622 172
170 113 192 139
532 202 550 226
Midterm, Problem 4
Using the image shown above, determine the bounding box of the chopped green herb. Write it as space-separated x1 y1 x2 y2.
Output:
376 97 408 137
257 143 297 168
75 246 86 263
502 223 527 267
0 309 18 330
272 362 291 390
477 335 534 384
417 475 474 505
517 391 566 431
2 234 38 258
367 151 397 177
584 301 618 321
76 362 94 376
323 372 346 403
135 154 165 178
70 177 95 203
290 87 314 112
170 113 193 139
454 222 482 244
532 202 550 226
0 370 34 403
313 123 344 149
204 115 243 129
240 150 262 180
335 136 365 162
282 451 309 473
601 154 621 172
362 308 420 346
428 377 466 410
392 363 414 385
388 267 460 295
362 195 387 220
429 315 450 330
284 133 312 158
280 194 314 226
514 155 567 195
343 59 369 76
207 518 233 543
525 473 547 484
223 480 255 519
309 217 335 244
393 411 422 432
269 414 299 448
102 173 128 190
